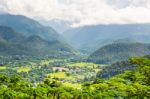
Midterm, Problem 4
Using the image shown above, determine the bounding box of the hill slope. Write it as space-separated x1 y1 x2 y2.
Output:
63 24 150 53
87 43 150 64
0 26 73 57
0 13 61 41
0 13 74 49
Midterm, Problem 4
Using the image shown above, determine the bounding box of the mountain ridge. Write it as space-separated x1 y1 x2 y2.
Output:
0 26 74 57
88 42 150 64
63 24 150 53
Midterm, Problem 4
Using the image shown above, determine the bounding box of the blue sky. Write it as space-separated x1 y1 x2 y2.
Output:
0 0 150 27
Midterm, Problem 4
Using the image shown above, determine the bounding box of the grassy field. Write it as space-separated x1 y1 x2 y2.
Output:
48 72 75 80
17 67 31 73
0 66 7 70
94 69 101 73
46 61 102 83
48 72 66 78
62 82 81 89
67 62 98 68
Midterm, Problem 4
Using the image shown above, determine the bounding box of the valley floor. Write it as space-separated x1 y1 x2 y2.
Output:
0 56 150 99
0 56 106 88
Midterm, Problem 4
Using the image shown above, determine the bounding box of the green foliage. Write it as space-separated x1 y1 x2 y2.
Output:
97 60 136 78
0 66 7 70
88 43 150 64
0 57 149 98
0 26 74 57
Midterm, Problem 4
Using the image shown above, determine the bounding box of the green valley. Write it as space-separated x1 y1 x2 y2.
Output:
0 56 102 84
0 5 150 99
0 56 150 98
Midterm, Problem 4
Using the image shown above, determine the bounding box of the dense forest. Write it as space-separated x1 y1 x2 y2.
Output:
0 14 74 57
88 43 150 64
0 57 150 99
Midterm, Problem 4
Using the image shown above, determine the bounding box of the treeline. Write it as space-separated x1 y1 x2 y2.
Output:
0 57 150 99
97 59 137 78
88 43 150 64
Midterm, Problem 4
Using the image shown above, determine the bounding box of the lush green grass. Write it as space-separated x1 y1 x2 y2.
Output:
67 62 98 68
17 67 31 73
40 60 50 65
62 82 81 89
48 72 74 80
94 69 101 73
0 66 7 70
48 72 66 78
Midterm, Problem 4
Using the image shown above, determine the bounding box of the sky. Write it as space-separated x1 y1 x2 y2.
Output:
0 0 150 27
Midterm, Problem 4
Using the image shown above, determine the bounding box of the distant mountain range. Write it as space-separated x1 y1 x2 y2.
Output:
0 26 74 56
0 14 63 41
1 13 150 60
88 43 150 64
38 19 71 33
63 24 150 53
0 14 74 57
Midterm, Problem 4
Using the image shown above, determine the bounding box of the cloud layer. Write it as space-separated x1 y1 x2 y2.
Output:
0 0 150 27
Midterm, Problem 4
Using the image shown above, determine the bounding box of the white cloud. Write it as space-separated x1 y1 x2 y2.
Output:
0 0 150 27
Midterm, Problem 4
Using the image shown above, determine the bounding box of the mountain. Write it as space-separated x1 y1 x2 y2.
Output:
0 26 28 55
63 24 150 53
38 19 71 33
0 26 74 57
0 13 67 42
87 43 150 64
0 13 75 56
22 35 73 56
0 26 24 43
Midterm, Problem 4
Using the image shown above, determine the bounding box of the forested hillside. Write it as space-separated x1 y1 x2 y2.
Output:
63 24 150 53
88 43 150 64
0 26 74 57
0 14 61 41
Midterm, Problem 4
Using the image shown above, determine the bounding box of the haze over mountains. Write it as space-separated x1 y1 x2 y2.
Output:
0 14 63 41
63 24 150 53
1 13 150 64
38 19 72 33
0 13 74 57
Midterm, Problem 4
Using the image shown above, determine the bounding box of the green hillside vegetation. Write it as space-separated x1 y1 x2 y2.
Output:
0 57 149 98
0 14 63 41
0 13 75 56
88 43 150 64
0 26 74 57
96 59 137 78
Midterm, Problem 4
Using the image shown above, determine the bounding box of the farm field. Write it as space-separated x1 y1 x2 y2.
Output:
0 66 6 70
0 56 104 84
